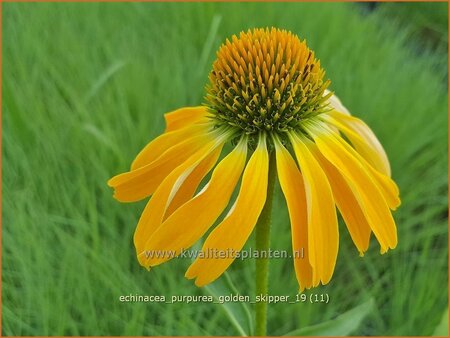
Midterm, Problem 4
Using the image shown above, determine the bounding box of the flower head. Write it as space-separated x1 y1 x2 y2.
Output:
108 28 400 290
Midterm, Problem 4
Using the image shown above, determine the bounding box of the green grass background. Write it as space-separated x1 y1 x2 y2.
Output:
3 2 448 336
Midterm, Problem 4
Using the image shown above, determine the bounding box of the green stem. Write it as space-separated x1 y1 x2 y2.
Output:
255 152 277 336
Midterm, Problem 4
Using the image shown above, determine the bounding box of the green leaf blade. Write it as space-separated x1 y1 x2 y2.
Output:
284 298 375 336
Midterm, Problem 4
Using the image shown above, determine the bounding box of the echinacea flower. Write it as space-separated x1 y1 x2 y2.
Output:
108 28 400 290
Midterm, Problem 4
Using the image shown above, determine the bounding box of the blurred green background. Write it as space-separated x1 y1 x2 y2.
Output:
3 2 448 336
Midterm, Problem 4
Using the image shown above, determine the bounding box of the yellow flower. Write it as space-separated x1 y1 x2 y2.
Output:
108 28 400 290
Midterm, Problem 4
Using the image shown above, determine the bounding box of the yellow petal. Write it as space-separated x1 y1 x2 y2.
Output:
289 133 339 285
164 106 209 132
367 166 400 210
108 129 218 202
308 124 397 253
327 127 400 210
133 145 223 256
274 138 313 291
324 89 350 115
164 147 222 218
137 138 248 268
131 123 209 170
310 144 371 255
324 110 391 177
186 135 269 286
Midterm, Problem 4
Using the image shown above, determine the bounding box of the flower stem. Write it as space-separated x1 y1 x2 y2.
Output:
255 152 277 336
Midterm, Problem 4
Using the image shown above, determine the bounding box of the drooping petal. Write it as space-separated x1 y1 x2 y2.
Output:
164 148 222 218
186 135 269 286
164 106 210 132
365 164 400 210
289 133 339 285
324 89 350 115
274 137 313 291
323 123 400 210
137 137 248 268
323 110 391 176
310 143 371 255
308 123 397 253
131 123 209 170
108 128 220 202
133 145 223 256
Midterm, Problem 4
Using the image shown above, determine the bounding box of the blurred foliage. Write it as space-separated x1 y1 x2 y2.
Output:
375 2 448 55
